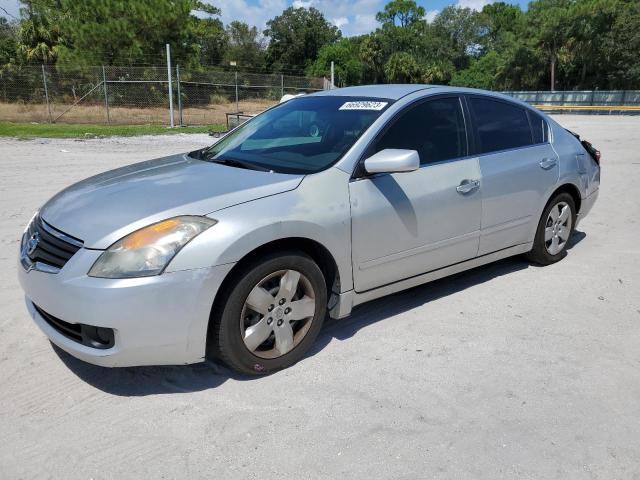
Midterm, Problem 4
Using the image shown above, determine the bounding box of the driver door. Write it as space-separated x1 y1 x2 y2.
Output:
349 96 482 292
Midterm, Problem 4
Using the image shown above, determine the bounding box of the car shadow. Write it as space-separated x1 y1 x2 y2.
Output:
53 344 243 396
566 229 586 250
54 231 586 396
312 255 531 351
371 175 418 237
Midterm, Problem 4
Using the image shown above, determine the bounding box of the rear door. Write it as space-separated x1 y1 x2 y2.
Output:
349 96 482 292
467 96 559 255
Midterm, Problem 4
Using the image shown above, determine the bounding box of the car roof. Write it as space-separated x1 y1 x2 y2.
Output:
310 84 541 113
310 84 436 100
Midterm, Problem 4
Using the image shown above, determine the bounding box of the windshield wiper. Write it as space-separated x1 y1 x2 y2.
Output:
209 157 271 172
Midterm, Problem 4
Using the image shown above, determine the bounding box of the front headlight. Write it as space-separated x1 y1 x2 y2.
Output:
88 216 216 279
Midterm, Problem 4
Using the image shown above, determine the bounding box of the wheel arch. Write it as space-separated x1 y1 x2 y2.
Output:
205 236 341 357
548 182 582 214
526 181 584 243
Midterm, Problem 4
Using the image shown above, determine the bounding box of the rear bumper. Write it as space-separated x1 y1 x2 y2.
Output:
576 188 599 228
18 247 234 367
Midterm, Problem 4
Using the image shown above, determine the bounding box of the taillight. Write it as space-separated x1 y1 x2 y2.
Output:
581 140 600 166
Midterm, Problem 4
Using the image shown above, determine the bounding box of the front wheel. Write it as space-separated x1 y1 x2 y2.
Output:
526 192 576 265
209 251 327 375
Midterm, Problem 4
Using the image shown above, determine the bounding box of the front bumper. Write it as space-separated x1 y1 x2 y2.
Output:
18 247 234 367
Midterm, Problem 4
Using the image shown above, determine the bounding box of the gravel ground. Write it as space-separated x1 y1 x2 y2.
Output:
0 117 639 479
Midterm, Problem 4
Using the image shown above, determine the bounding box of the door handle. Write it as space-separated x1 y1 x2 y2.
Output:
456 179 480 194
539 158 557 170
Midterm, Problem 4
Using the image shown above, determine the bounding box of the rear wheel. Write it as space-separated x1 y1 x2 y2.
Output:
210 251 327 375
526 192 576 265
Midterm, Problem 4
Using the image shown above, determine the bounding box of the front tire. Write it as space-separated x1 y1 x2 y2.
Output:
526 192 576 265
209 251 327 375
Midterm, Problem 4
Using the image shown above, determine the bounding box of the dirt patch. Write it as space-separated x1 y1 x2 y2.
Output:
0 98 277 125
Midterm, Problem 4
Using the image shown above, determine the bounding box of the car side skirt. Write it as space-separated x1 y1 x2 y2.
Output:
330 242 533 319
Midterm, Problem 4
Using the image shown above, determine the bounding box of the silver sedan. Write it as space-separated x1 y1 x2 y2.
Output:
18 85 600 374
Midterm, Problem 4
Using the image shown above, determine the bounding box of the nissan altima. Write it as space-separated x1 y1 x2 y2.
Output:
18 85 600 374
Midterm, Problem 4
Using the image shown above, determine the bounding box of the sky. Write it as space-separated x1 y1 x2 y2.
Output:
0 0 529 37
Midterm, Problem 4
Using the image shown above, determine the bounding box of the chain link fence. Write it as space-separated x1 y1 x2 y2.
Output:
2 66 639 126
0 64 326 126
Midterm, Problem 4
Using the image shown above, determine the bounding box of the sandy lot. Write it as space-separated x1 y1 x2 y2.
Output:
0 116 639 479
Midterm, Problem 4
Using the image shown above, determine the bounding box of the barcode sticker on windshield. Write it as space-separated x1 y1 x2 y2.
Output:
339 101 388 111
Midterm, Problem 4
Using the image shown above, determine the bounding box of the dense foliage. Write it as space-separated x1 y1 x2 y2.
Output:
1 0 639 90
264 7 340 72
311 0 640 90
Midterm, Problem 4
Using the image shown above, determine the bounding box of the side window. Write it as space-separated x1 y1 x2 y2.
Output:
470 97 533 154
527 110 549 144
375 97 467 165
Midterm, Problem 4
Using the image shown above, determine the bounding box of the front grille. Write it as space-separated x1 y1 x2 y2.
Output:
24 215 83 270
33 303 115 349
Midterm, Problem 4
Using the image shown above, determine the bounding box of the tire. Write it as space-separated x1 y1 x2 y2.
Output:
526 192 576 265
209 251 327 375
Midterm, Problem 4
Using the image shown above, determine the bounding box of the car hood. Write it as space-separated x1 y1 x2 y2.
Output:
39 153 304 248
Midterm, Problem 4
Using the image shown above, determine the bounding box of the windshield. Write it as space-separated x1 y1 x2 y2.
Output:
200 96 392 174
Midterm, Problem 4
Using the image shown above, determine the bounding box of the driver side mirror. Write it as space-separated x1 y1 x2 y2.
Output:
364 149 420 175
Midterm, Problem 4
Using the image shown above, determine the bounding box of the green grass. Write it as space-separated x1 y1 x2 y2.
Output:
0 121 226 139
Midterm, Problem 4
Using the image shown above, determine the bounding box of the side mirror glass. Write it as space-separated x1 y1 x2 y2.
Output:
364 149 420 175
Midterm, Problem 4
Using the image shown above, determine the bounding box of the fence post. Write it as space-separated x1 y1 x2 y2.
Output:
166 43 174 128
235 71 239 113
330 61 335 88
281 74 284 98
176 65 183 126
102 65 110 124
41 64 52 123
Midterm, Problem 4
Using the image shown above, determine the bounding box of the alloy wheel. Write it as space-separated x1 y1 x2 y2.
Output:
544 201 572 255
240 269 316 359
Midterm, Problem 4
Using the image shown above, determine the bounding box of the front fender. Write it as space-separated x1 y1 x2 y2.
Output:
166 168 354 291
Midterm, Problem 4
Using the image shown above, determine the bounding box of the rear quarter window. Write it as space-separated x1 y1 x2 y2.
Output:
470 97 533 154
527 110 549 144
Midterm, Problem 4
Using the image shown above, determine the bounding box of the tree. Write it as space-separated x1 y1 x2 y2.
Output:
431 6 482 71
20 0 225 67
223 21 265 69
359 34 385 83
599 0 640 89
192 13 226 66
468 3 543 90
421 59 455 84
0 18 17 65
374 0 426 58
16 0 65 63
478 2 524 52
307 37 365 86
4 0 640 91
527 0 573 90
264 6 341 72
450 49 500 89
375 0 426 28
384 51 420 82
